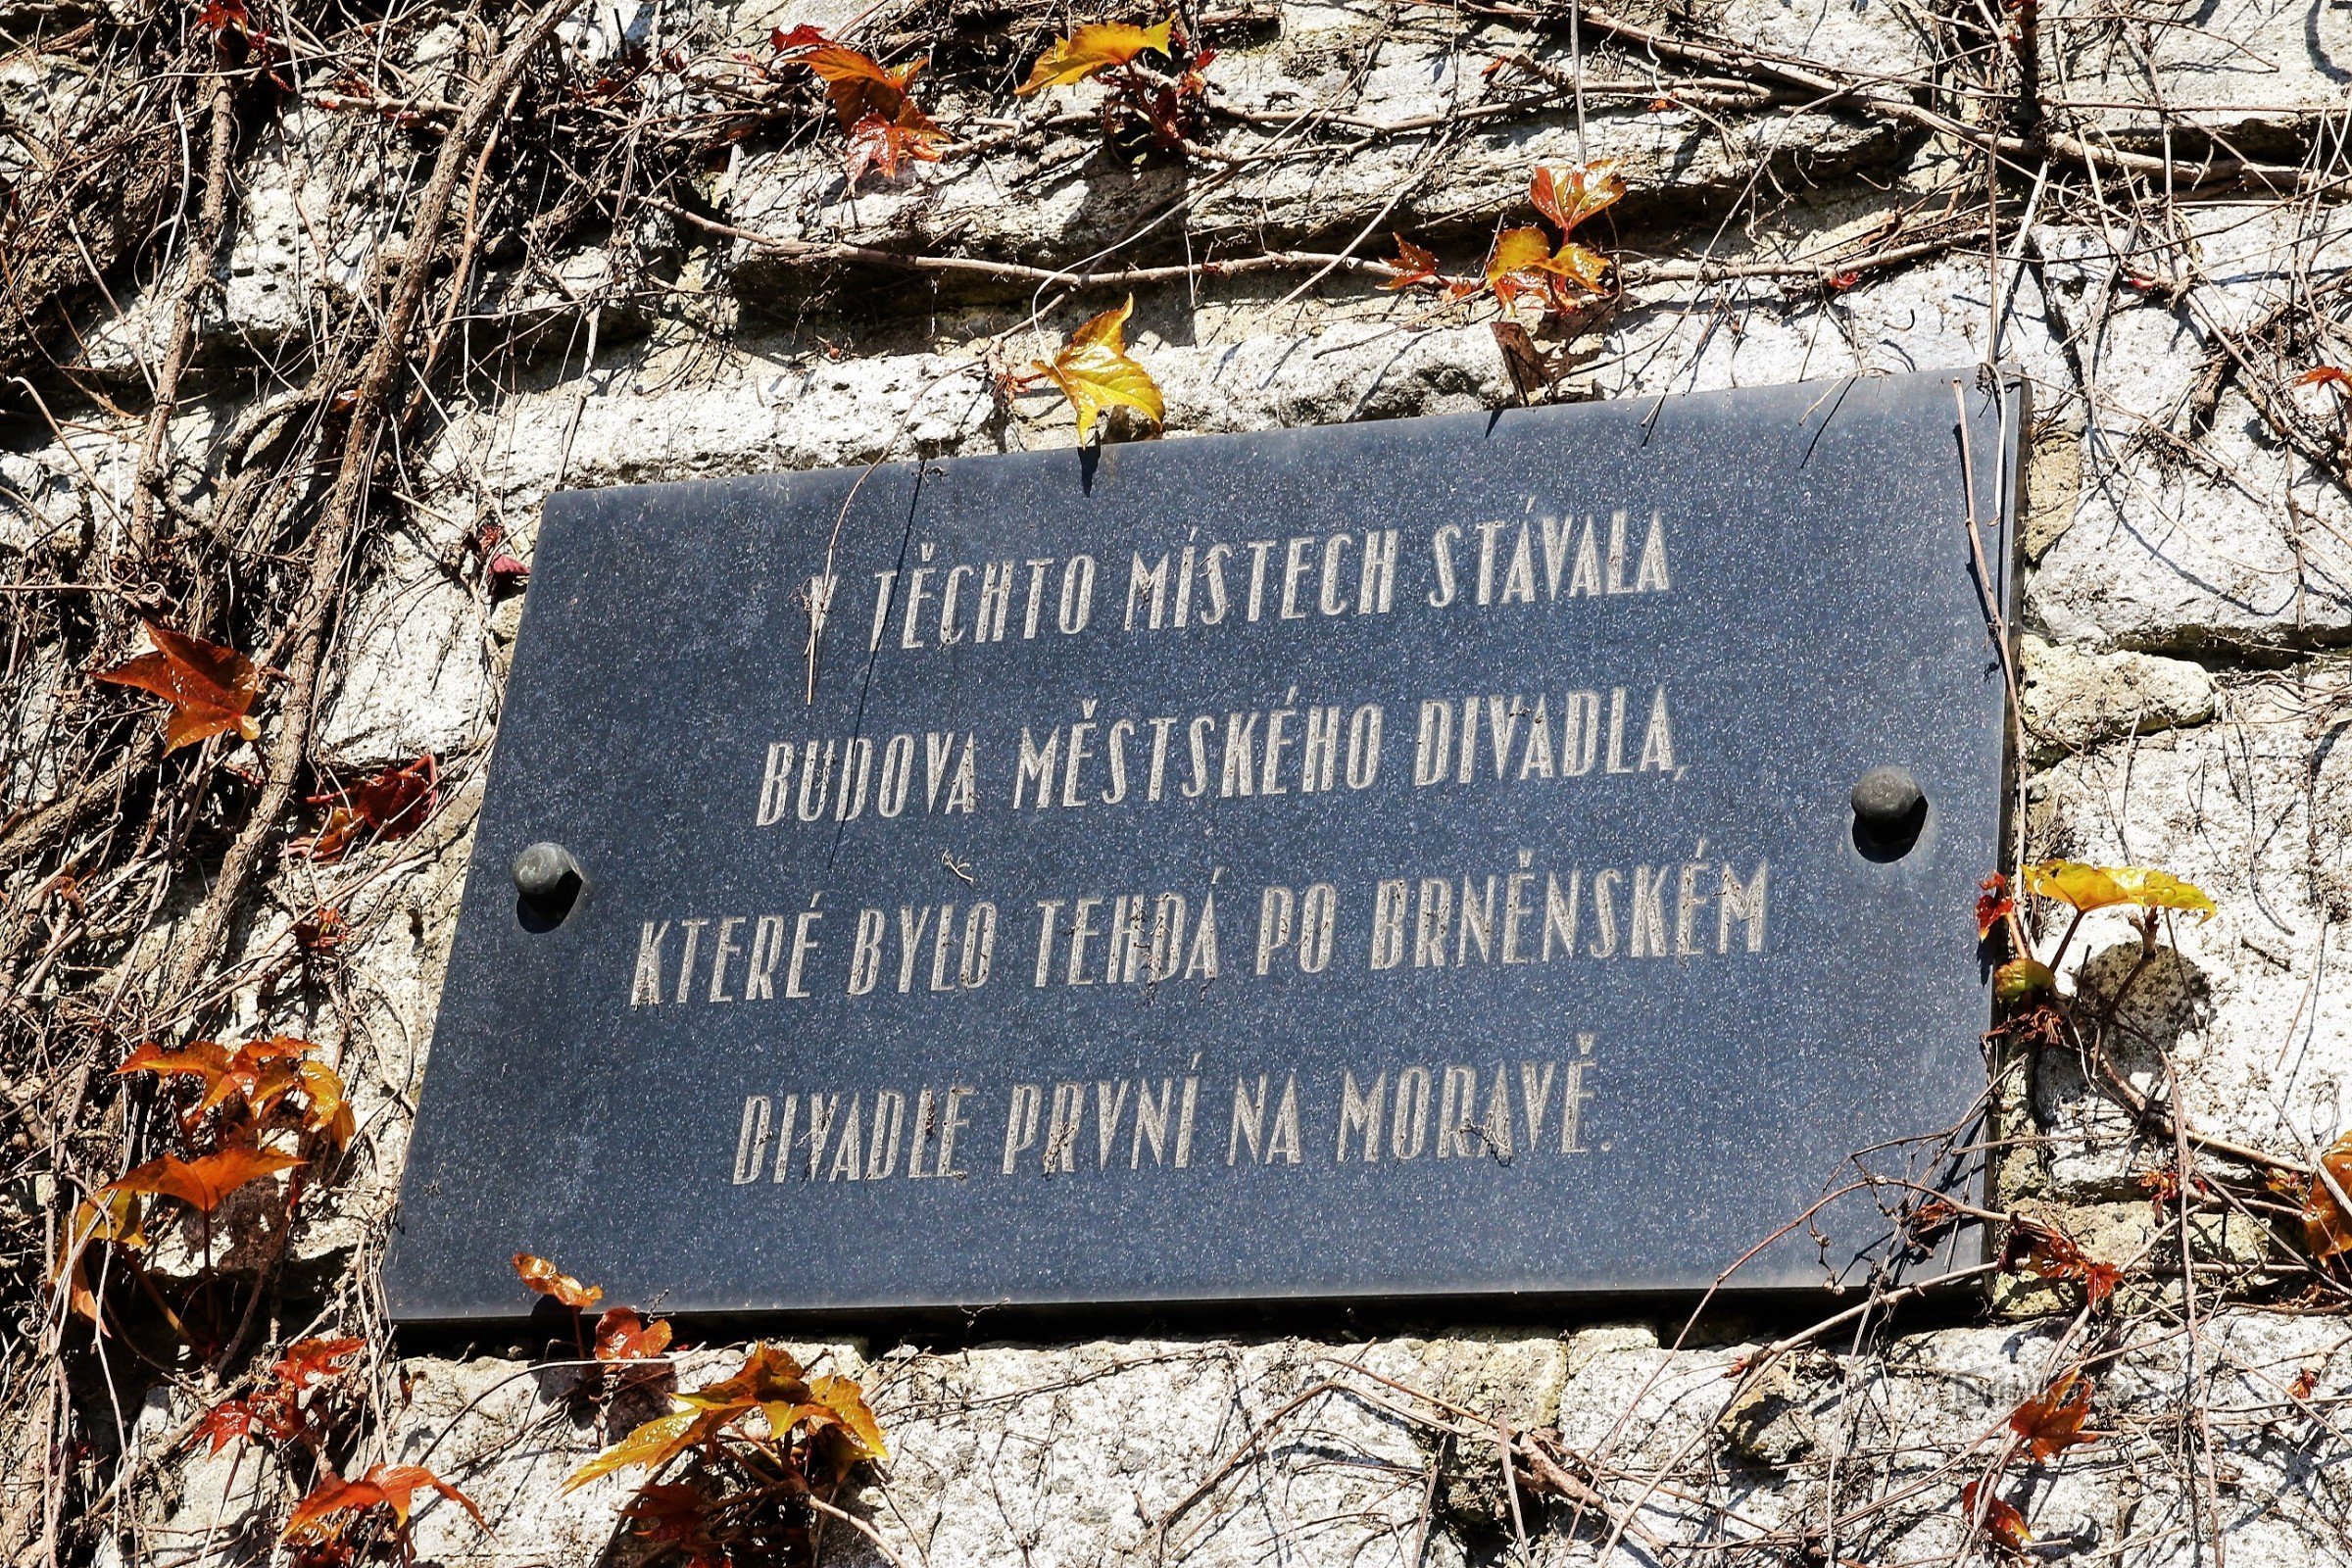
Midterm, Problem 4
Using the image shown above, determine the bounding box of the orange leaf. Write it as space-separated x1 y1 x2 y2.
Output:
846 101 949 186
105 1144 302 1214
283 1463 484 1541
774 24 921 130
1976 871 2015 942
513 1251 603 1308
116 1040 234 1098
2301 1131 2352 1259
2009 1372 2097 1460
299 755 437 860
1018 17 1174 93
92 621 261 753
594 1307 674 1362
275 1335 365 1390
2297 366 2351 391
1962 1481 2033 1552
117 1035 318 1129
1382 234 1440 290
682 1343 809 1410
1529 162 1625 236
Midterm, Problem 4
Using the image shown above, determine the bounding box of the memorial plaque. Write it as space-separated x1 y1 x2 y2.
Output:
385 368 2020 1322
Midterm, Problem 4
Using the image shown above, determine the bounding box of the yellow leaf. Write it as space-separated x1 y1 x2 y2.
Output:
1018 18 1174 93
1534 240 1612 295
809 1373 889 1460
1485 226 1553 283
1033 296 1163 444
2024 860 2217 919
564 1407 705 1492
54 1189 144 1322
298 1060 356 1147
73 1189 146 1251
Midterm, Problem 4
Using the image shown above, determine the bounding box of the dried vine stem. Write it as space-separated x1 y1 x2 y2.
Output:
158 0 578 1006
124 69 236 567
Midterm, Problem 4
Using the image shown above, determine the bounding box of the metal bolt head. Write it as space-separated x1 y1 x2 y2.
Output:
513 841 581 910
1849 766 1928 859
1850 765 1925 828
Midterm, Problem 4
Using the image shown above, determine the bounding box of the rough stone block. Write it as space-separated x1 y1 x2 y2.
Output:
2018 631 2217 763
2029 666 2352 1195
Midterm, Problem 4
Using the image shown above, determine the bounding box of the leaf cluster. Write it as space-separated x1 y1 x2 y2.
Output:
772 25 950 188
1017 16 1215 155
54 1036 353 1336
194 1336 367 1455
1384 164 1626 320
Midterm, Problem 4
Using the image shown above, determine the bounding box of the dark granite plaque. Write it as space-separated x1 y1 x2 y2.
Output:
385 368 2020 1322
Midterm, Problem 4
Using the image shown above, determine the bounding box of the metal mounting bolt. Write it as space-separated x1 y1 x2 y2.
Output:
1849 766 1927 858
513 841 583 921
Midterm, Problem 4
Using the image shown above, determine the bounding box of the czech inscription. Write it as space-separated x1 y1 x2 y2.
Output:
387 370 2018 1321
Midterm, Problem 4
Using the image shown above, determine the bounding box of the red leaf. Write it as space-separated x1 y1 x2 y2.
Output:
2010 1372 2098 1460
1383 234 1441 290
486 552 531 588
773 26 923 131
92 621 261 753
1962 1481 2033 1552
623 1483 728 1564
594 1306 674 1361
2297 366 2351 391
294 906 348 954
275 1336 365 1391
298 755 437 861
197 0 249 37
2010 1218 2125 1308
1528 162 1625 237
514 1251 603 1308
845 101 949 186
1976 871 2015 941
195 1397 262 1454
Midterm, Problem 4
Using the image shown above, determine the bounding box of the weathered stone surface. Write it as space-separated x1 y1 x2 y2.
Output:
1591 254 2070 401
1702 0 1930 76
2018 631 2217 763
2030 208 2352 651
724 9 1903 290
2029 665 2352 1194
2048 0 2352 153
77 150 315 383
420 315 1510 533
313 530 501 769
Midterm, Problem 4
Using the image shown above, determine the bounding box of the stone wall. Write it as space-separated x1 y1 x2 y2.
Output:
8 0 2352 1563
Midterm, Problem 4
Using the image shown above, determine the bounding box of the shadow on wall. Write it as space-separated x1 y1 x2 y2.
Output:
2032 941 2213 1191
